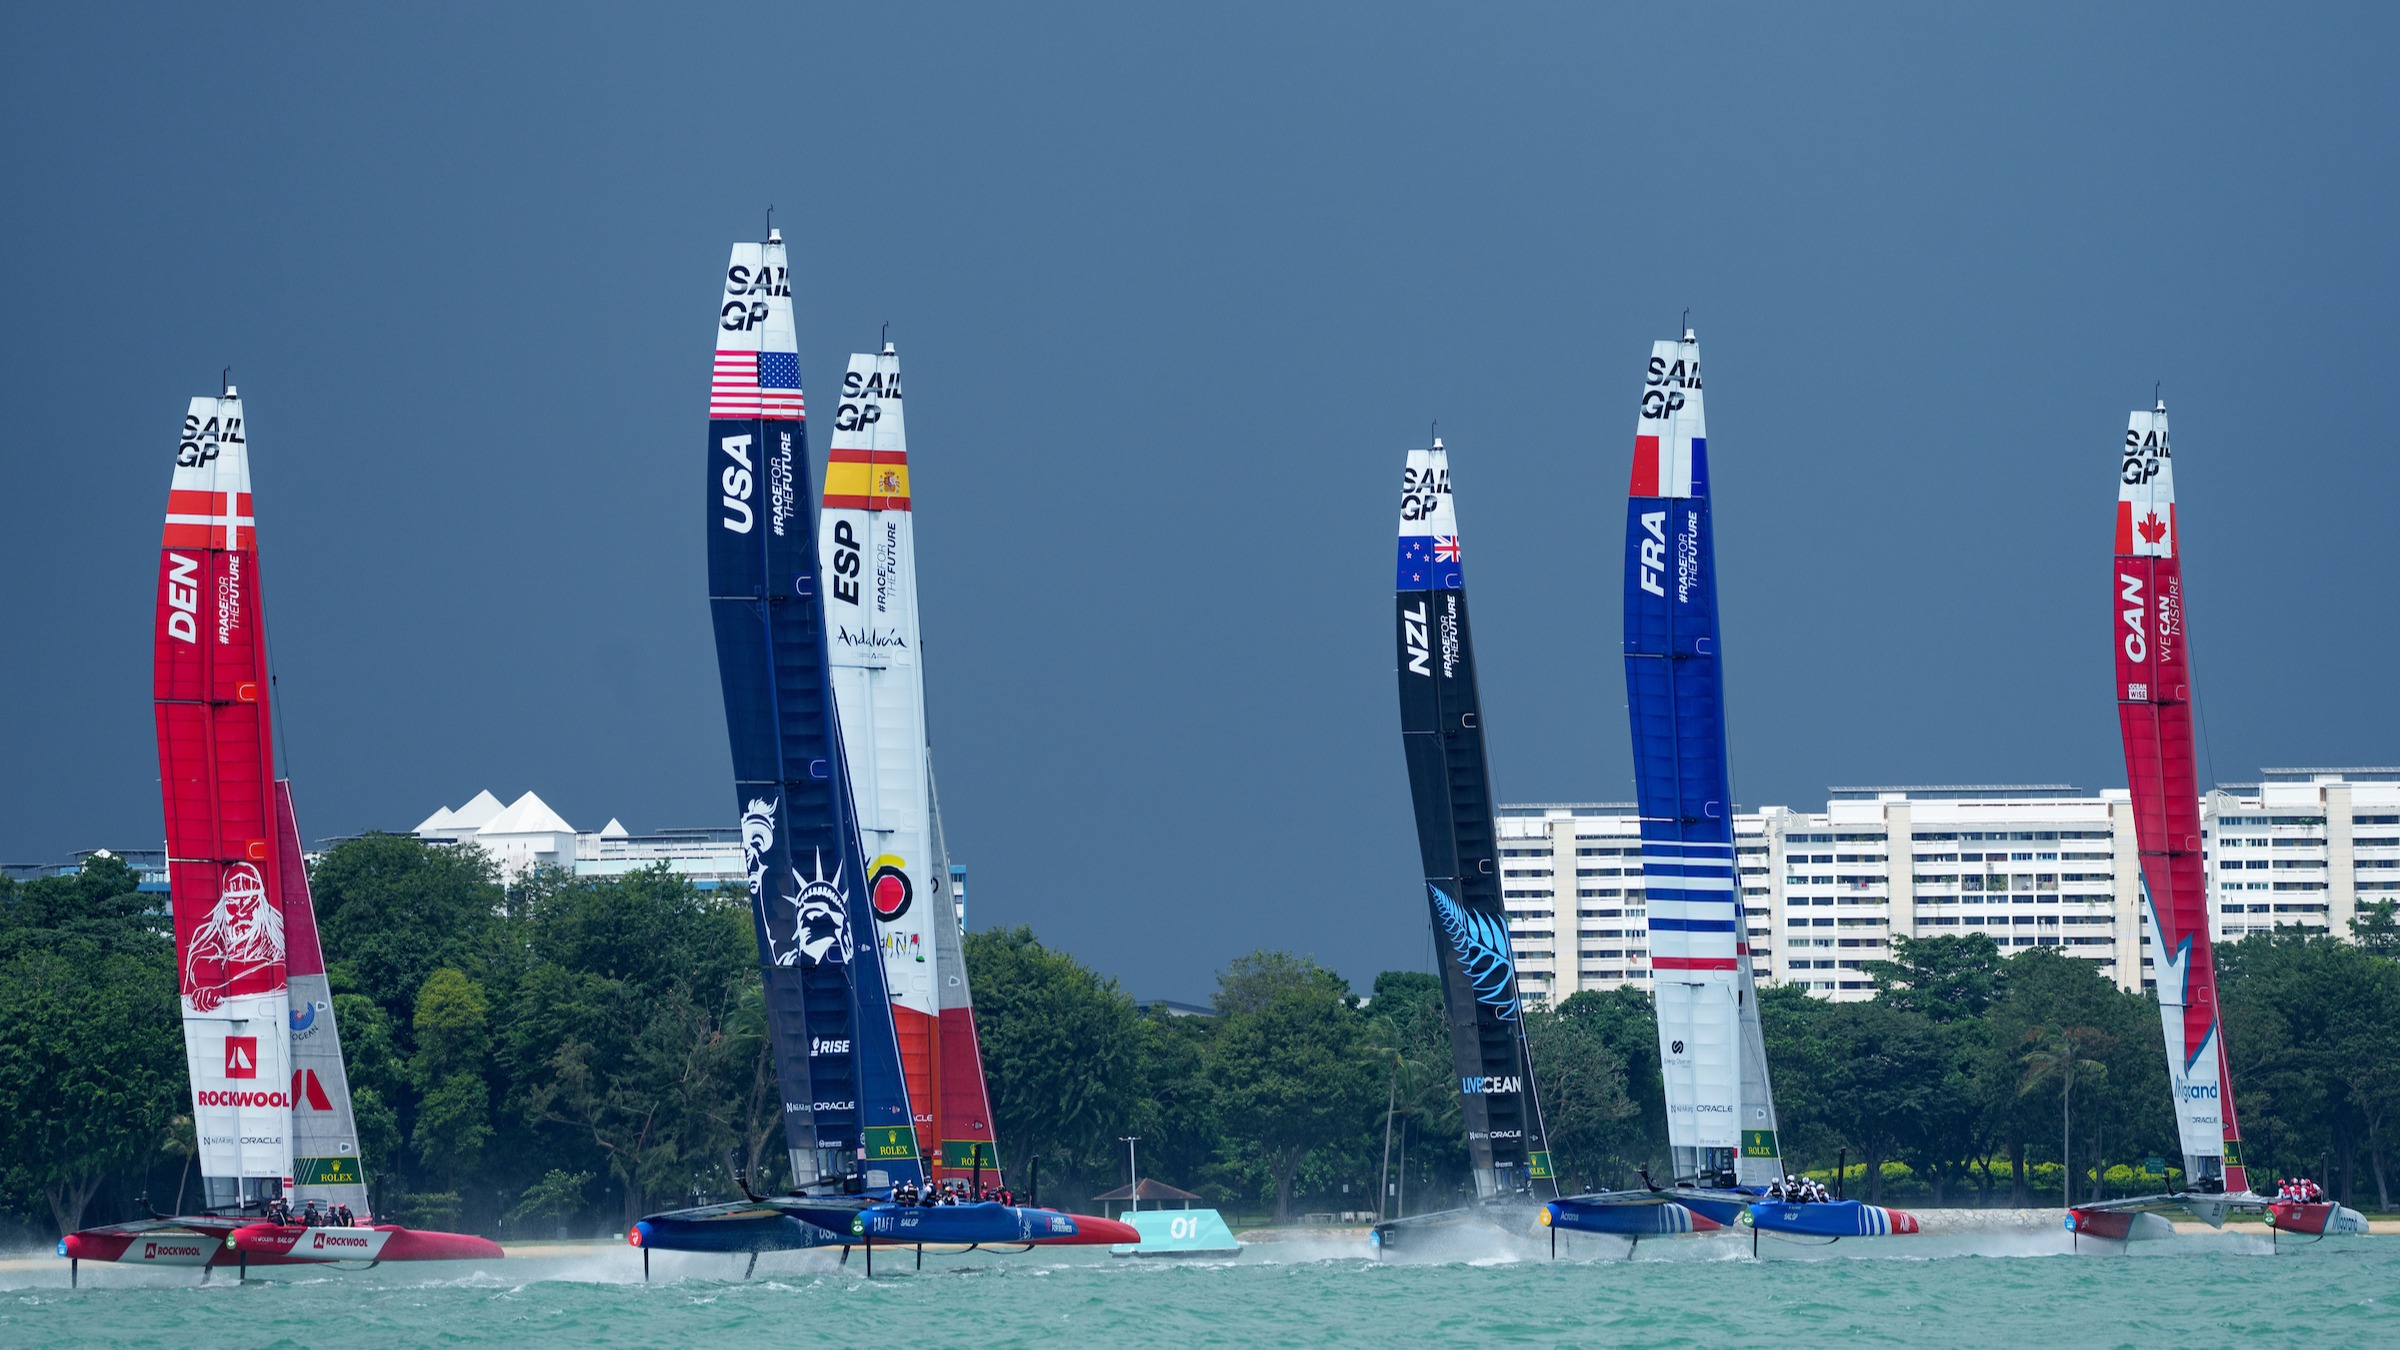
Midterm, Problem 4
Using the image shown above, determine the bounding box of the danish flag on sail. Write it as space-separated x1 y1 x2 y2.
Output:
2112 399 2246 1194
154 389 294 1182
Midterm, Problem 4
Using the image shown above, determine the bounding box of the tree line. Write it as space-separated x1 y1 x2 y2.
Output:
6 839 2400 1240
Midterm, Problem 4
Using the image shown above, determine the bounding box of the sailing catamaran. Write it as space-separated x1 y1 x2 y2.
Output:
819 340 1003 1188
628 235 1129 1271
62 390 500 1282
2069 399 2364 1244
1371 439 1559 1252
1544 331 1915 1249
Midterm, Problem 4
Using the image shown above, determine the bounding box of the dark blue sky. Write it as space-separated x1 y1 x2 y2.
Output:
5 5 2395 999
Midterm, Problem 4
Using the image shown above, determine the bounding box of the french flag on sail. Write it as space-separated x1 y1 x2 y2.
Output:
1629 434 1706 500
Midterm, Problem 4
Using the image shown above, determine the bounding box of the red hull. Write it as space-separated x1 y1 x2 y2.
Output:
63 1219 501 1266
1025 1213 1140 1246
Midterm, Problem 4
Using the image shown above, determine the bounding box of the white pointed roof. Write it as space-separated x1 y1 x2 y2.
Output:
413 805 460 836
600 818 629 839
479 790 574 836
450 789 507 830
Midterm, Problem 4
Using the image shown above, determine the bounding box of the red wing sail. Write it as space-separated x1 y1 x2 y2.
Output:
2113 401 2244 1194
156 390 294 1184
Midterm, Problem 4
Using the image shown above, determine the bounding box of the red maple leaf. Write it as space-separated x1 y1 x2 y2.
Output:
2137 511 2167 544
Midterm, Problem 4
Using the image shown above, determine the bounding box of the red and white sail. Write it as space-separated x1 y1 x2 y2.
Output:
2113 400 2246 1194
820 344 1001 1182
154 390 293 1186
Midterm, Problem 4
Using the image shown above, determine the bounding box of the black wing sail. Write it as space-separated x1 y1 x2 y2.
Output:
1393 442 1556 1201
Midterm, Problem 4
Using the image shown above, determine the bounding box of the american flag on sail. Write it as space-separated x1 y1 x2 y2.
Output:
711 350 805 420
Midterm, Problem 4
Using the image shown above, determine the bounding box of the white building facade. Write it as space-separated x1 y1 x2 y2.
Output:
411 789 969 923
1497 769 2400 1005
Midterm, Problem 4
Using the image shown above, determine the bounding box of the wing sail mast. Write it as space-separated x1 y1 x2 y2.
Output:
820 342 1001 1183
1394 442 1557 1202
705 233 921 1191
1622 332 1783 1187
2112 400 2246 1194
154 388 295 1209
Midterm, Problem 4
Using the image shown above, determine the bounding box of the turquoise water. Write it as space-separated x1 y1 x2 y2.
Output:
7 1229 2397 1347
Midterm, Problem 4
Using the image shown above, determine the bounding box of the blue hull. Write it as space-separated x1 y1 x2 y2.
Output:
1544 1199 1714 1236
1746 1200 1917 1238
631 1210 840 1254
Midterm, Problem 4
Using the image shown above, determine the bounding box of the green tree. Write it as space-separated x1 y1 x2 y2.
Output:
310 834 506 1023
0 858 183 1234
962 927 1141 1198
2018 1024 2109 1209
410 967 494 1184
1206 952 1378 1221
1554 985 1667 1183
1521 1000 1636 1191
1866 933 2003 1022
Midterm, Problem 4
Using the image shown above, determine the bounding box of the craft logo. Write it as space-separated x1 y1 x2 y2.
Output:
720 260 785 330
1640 353 1699 420
164 553 201 643
2118 574 2147 664
224 1035 259 1079
1676 509 1701 604
292 1068 333 1111
2122 424 2170 484
1637 511 1667 597
184 863 285 1012
1398 461 1450 522
719 433 756 533
830 518 863 605
779 851 851 966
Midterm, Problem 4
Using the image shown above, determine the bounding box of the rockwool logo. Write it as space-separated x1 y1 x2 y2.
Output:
224 1035 259 1079
311 1232 370 1250
143 1240 202 1260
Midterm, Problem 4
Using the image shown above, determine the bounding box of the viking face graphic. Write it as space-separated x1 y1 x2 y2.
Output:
183 862 285 1013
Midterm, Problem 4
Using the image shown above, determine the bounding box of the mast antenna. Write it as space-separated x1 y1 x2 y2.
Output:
882 321 890 348
221 367 231 396
1430 419 1438 449
766 205 774 236
1681 308 1691 339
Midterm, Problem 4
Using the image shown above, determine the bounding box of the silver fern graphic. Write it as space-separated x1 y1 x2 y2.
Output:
1432 885 1519 1021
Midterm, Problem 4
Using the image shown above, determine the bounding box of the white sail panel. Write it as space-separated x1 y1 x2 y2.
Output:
822 344 937 1022
1655 981 1740 1150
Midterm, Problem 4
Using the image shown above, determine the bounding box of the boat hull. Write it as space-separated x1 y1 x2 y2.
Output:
2067 1208 2177 1241
1745 1200 1918 1238
2269 1201 2369 1236
63 1217 500 1266
1542 1198 1719 1236
631 1210 840 1254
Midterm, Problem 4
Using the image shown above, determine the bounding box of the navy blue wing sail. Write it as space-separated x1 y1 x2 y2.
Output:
706 349 920 1192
